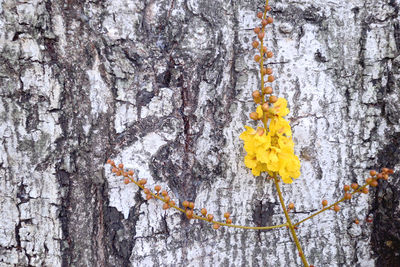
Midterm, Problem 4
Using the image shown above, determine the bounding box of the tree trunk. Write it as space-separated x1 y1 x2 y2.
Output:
0 0 399 266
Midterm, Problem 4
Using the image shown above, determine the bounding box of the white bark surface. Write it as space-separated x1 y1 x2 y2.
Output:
0 0 399 266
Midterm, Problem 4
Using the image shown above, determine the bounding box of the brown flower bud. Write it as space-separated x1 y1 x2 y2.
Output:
344 193 352 200
269 95 278 103
351 183 358 190
155 185 161 192
267 17 273 24
252 40 259 48
250 112 259 120
262 19 268 26
288 203 295 210
224 212 231 219
254 55 261 62
370 170 377 176
146 194 152 200
257 12 263 19
258 32 265 40
265 5 271 11
263 86 273 94
182 200 189 208
366 178 373 184
333 205 340 212
262 103 269 112
226 218 232 224
118 163 124 169
161 190 168 197
267 75 275 82
322 200 328 207
266 68 273 75
266 51 274 58
201 208 207 216
343 185 350 192
370 180 378 187
186 210 193 219
124 178 130 184
163 203 170 210
213 223 220 230
252 91 261 98
362 187 369 194
207 214 214 221
189 202 195 209
254 27 261 34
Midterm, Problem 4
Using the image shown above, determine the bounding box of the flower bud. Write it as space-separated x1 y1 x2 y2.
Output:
262 103 269 112
254 27 261 34
258 32 265 40
322 200 328 207
201 208 207 216
263 86 273 94
254 55 261 62
267 17 273 24
252 40 259 48
262 19 268 26
250 112 259 120
252 91 261 98
269 95 278 103
267 51 274 58
267 75 275 82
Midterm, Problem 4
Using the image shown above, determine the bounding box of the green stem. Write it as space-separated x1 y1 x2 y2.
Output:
273 174 309 267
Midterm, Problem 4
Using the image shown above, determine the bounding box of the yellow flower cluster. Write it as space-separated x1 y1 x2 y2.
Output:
239 98 301 183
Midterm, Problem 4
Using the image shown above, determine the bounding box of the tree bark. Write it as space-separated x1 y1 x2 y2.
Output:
0 0 399 266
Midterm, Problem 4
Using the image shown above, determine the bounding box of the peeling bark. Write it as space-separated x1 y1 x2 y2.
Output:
0 0 399 266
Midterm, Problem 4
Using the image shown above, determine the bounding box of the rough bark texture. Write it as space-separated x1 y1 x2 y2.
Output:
0 0 399 266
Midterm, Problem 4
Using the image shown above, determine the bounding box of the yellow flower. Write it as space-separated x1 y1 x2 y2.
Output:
272 98 289 117
239 97 301 183
270 117 292 136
